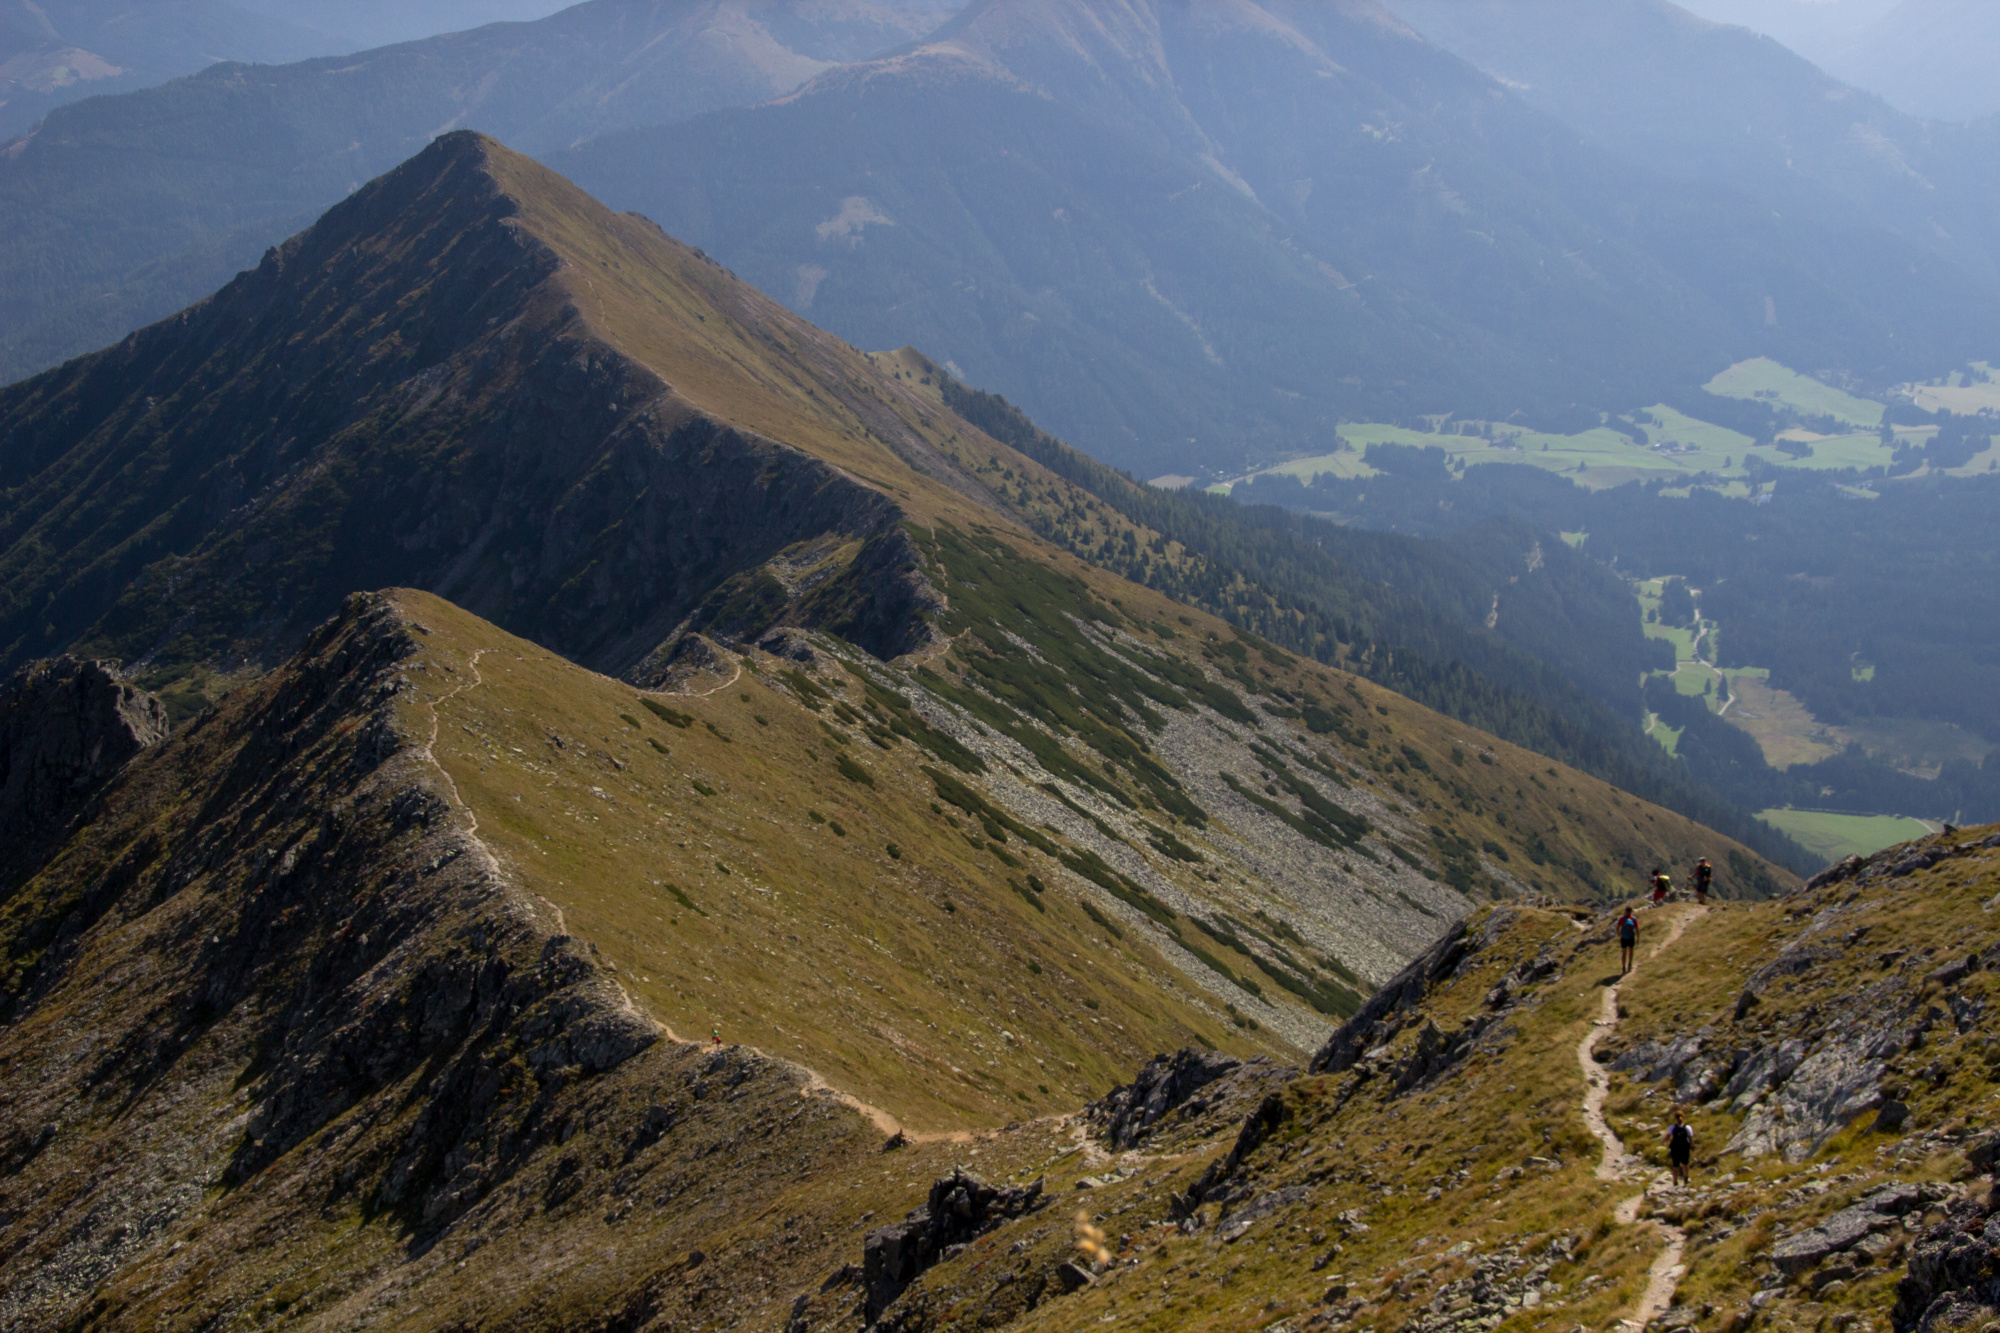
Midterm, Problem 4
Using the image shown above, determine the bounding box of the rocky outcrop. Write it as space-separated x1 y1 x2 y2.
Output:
0 657 167 882
1893 1183 2000 1332
1310 909 1540 1087
862 1170 1049 1325
1087 1048 1245 1150
1805 830 2000 895
1310 917 1477 1076
1771 1182 1938 1274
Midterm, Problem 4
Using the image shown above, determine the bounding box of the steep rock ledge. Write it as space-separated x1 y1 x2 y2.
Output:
0 657 167 888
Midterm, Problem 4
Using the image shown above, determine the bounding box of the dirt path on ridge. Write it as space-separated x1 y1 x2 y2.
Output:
1576 905 1706 1329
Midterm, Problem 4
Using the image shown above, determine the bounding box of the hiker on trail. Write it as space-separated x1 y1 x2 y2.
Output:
1651 867 1671 905
1692 858 1714 905
1618 907 1639 974
711 1027 722 1047
1666 1109 1694 1186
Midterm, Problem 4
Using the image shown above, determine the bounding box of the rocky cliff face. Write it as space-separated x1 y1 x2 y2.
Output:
0 657 167 885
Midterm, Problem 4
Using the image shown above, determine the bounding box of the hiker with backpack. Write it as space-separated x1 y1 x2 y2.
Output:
1650 867 1671 905
1666 1109 1694 1186
1618 906 1639 973
1692 858 1714 905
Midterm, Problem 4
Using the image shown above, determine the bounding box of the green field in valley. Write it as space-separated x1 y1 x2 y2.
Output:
1211 359 1921 494
1756 808 1935 864
1707 357 1884 427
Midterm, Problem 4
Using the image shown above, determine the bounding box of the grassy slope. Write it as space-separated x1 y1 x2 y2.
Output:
403 591 1289 1131
1707 358 1886 428
400 573 1794 1133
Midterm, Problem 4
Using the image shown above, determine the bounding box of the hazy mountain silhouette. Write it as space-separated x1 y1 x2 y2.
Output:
1834 0 2000 122
1388 0 2000 286
1680 0 2000 121
0 0 335 138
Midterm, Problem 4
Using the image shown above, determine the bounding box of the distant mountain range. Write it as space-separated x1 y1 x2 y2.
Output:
5 0 1998 479
558 0 1997 474
0 0 333 138
236 1 582 50
1388 0 2000 288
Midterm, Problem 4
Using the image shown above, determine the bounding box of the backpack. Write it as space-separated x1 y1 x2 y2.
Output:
1619 916 1637 944
1669 1124 1692 1153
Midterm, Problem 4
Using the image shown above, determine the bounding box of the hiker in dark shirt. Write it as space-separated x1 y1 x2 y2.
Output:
1666 1109 1694 1186
1618 907 1639 974
1692 858 1714 905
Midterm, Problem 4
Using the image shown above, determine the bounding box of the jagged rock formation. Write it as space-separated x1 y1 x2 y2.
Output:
861 1170 1049 1325
1087 1048 1248 1151
1893 1139 2000 1333
0 657 167 884
1306 906 1563 1091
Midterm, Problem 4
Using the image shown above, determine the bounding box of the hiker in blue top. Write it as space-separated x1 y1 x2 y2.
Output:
1618 906 1639 974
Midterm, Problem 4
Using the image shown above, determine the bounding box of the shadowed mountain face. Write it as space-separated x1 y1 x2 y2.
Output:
556 0 1999 477
0 0 956 384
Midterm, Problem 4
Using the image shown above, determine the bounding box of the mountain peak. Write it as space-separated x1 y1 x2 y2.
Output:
0 126 1006 682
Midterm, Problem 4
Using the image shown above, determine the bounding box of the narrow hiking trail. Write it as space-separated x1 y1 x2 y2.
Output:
1577 905 1706 1330
422 648 491 837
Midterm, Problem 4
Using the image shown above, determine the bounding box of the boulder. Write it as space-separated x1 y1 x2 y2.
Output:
1927 956 1978 990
